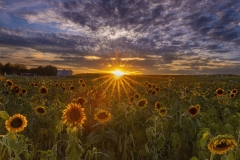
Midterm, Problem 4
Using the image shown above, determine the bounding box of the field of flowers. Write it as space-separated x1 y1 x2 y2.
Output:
0 74 240 160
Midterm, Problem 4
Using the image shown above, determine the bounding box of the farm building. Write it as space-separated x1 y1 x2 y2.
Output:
57 69 72 76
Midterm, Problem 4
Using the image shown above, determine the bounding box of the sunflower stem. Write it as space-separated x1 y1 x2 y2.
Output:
210 153 214 160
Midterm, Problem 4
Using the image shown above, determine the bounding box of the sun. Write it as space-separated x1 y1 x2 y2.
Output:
112 69 125 78
92 51 141 102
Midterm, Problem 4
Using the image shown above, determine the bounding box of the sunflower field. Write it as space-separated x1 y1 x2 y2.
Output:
0 74 240 160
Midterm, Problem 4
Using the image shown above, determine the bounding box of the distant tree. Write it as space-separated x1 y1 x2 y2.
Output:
3 63 12 75
0 62 3 75
43 65 57 76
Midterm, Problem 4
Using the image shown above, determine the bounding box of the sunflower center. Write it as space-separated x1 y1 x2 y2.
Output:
189 107 198 115
160 109 166 113
156 103 161 109
11 118 23 128
217 90 223 95
98 112 108 119
37 108 45 113
41 88 47 94
138 100 146 107
216 142 228 149
69 108 81 121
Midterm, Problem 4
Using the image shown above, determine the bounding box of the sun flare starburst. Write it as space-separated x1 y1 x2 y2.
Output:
92 51 141 102
112 70 125 78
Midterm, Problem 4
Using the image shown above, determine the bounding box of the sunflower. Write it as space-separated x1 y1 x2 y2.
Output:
216 88 224 96
12 85 21 94
6 79 13 87
137 98 148 108
147 83 152 88
76 97 87 105
208 134 237 155
55 83 59 87
21 88 27 94
229 93 236 98
62 103 86 129
152 90 157 96
34 106 47 116
94 109 111 123
69 85 75 91
79 79 84 84
39 86 48 95
129 96 135 104
231 89 237 94
155 87 160 92
188 105 200 117
134 93 140 99
81 83 86 88
0 77 3 82
154 102 162 110
159 107 168 117
5 114 28 133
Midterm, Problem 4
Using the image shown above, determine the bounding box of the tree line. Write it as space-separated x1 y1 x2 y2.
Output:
0 62 57 76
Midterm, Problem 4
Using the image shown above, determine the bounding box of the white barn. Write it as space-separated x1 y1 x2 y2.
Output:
57 69 72 76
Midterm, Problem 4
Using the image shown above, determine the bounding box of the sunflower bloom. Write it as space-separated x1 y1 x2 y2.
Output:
94 109 111 123
208 134 237 155
34 106 47 116
39 86 48 95
21 88 27 94
5 114 28 133
159 107 168 117
134 93 140 99
154 102 162 110
62 103 86 129
76 97 87 105
6 79 14 87
137 98 148 108
188 105 200 117
216 88 224 96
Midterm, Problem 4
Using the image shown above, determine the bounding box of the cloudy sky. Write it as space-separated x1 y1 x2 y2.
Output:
0 0 239 75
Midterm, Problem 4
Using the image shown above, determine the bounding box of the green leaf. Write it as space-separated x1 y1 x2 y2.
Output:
156 134 165 151
235 148 240 160
190 156 198 160
0 111 9 120
227 151 235 160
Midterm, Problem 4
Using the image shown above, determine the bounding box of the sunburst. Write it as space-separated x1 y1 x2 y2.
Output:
92 51 141 102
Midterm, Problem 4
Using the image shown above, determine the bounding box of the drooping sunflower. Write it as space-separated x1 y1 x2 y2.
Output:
188 105 200 117
39 86 48 95
216 88 224 96
137 98 148 108
208 134 237 155
159 107 168 117
76 97 87 105
62 103 86 129
94 109 111 123
5 114 28 133
34 106 47 116
6 79 14 87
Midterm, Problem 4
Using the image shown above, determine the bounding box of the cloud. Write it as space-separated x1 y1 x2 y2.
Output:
0 0 239 74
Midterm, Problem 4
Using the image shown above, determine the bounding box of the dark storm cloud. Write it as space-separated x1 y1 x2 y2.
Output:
0 0 239 74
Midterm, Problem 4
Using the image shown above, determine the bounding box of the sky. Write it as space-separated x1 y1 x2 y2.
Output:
0 0 239 75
